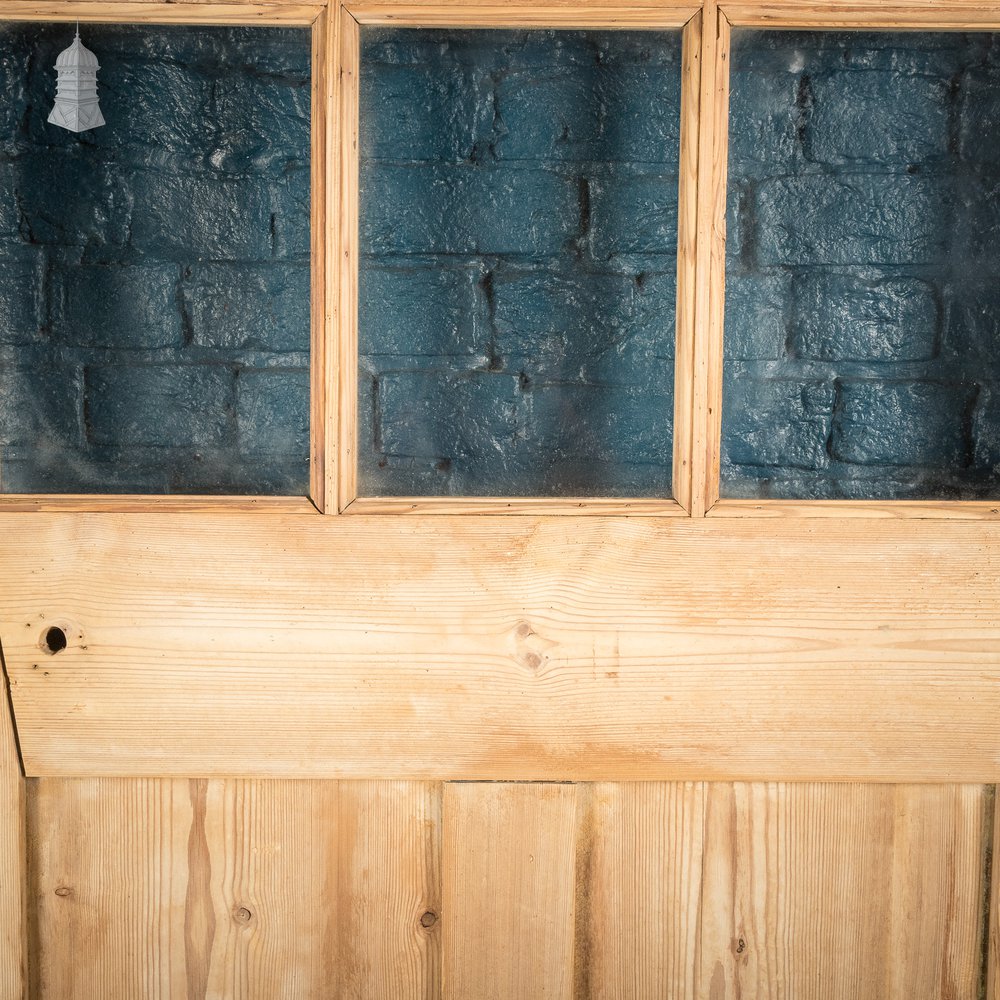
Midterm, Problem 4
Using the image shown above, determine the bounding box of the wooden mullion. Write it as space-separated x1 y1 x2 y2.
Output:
0 649 25 1000
336 5 361 514
722 3 1000 30
0 2 321 23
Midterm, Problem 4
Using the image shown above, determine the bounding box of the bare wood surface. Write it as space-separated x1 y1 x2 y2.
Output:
336 782 441 1000
27 779 443 999
711 499 1000 520
310 10 335 513
671 14 702 515
3 513 1000 781
576 782 705 1000
0 2 321 23
335 9 361 512
345 2 699 28
988 787 999 1000
345 497 687 516
442 783 577 1000
722 4 1000 29
689 3 729 516
0 663 24 1000
0 495 319 514
698 783 988 999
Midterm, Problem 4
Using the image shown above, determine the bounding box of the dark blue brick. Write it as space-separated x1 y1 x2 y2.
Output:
50 264 183 349
832 380 974 466
359 263 486 358
589 173 679 257
727 70 802 179
807 71 950 165
722 376 834 469
0 258 45 346
235 369 309 455
724 272 791 361
362 163 579 255
85 365 234 448
791 274 939 362
959 68 1000 164
184 263 310 353
0 364 82 448
754 174 953 266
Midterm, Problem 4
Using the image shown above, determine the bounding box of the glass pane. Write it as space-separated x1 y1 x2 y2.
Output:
0 24 311 495
358 28 681 498
722 30 1000 501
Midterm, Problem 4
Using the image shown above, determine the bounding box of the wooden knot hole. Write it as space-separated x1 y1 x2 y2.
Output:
42 626 67 655
54 886 72 898
419 911 438 929
234 906 253 924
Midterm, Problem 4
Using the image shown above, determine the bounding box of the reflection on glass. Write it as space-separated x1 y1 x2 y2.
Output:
358 28 682 498
722 30 1000 500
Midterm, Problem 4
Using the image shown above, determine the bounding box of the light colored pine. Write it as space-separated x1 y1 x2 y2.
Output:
0 495 318 514
336 8 361 513
344 2 699 27
988 787 999 1000
711 499 1000 520
336 782 441 1000
722 4 1000 29
671 13 702 515
443 783 578 1000
576 783 706 1000
697 783 989 1000
310 8 336 514
0 3 321 23
5 514 1000 781
344 497 687 516
0 673 24 1000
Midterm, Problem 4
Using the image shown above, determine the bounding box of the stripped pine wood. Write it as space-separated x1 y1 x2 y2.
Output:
987 787 999 1000
310 8 336 514
711 499 1000 520
697 783 989 1000
0 2 322 23
671 13 702 515
689 2 728 517
576 783 705 1000
336 782 441 1000
0 495 319 514
0 662 24 1000
344 2 700 28
443 783 578 1000
344 497 686 516
336 7 361 513
722 4 1000 29
4 513 1000 781
27 779 444 999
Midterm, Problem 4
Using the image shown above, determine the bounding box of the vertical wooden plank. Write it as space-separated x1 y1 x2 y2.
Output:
671 13 703 514
310 7 338 513
0 665 24 1000
689 3 729 517
28 778 192 998
336 6 361 512
987 786 999 1000
697 783 989 1000
337 781 441 1000
576 783 705 1000
443 783 577 1000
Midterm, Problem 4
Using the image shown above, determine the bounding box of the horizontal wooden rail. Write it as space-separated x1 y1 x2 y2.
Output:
2 513 999 781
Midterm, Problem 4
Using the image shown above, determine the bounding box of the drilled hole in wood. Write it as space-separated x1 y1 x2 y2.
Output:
42 626 67 655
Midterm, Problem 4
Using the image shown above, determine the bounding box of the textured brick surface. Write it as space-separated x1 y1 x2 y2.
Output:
358 28 682 498
722 30 1000 501
0 24 310 494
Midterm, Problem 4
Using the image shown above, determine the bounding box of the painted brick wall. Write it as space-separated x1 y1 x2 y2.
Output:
0 24 310 494
723 30 1000 500
358 29 682 498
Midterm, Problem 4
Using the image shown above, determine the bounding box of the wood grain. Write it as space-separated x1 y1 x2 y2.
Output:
344 2 700 28
4 513 1000 781
689 3 729 516
0 660 24 1000
722 4 1000 29
443 783 578 1000
698 783 989 999
988 786 999 1000
671 14 702 515
345 497 686 516
335 7 360 513
711 499 1000 520
27 779 444 999
0 495 318 514
576 783 705 1000
0 2 321 23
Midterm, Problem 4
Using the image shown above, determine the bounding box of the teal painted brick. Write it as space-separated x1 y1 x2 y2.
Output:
0 258 44 346
832 380 975 466
723 272 791 361
727 69 802 179
589 172 679 257
791 273 939 362
85 365 235 449
235 369 309 455
0 365 83 447
50 264 184 349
